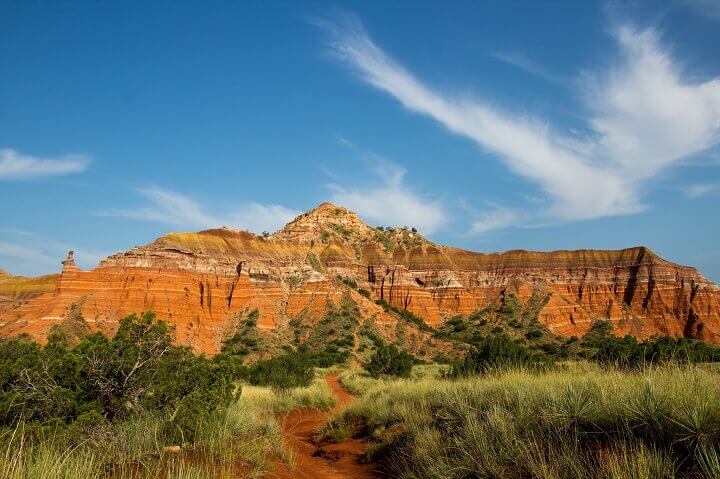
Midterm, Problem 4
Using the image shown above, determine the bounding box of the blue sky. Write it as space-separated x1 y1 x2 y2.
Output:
2 1 720 281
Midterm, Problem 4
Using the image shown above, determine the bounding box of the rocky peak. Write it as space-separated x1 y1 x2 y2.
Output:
272 202 434 254
272 202 377 245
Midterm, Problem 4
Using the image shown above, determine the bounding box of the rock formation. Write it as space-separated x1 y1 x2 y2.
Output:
1 202 719 354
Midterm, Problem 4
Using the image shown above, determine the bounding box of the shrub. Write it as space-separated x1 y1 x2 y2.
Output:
358 288 371 298
525 328 543 340
594 334 720 368
366 343 414 378
220 309 261 358
245 349 315 390
375 231 394 251
0 312 237 440
337 275 358 289
453 334 551 376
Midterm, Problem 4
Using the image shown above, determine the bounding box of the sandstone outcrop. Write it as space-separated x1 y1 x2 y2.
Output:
1 202 719 353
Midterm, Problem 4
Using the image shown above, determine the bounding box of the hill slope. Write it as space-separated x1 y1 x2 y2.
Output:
0 269 58 316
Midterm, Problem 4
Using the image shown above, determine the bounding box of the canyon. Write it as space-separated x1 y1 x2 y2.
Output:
1 202 719 354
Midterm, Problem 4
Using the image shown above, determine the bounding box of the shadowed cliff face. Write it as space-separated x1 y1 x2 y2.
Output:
1 202 719 353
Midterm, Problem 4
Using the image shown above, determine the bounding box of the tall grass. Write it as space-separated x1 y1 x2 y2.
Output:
0 372 338 479
339 363 449 395
239 368 336 413
0 405 283 478
0 369 336 478
333 363 720 478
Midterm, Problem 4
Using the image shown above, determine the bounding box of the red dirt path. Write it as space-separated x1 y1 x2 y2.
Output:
267 374 378 479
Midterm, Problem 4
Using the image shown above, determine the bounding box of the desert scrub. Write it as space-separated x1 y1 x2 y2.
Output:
333 364 720 478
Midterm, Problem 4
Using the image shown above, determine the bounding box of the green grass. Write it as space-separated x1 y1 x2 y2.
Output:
239 368 336 413
330 362 720 478
339 364 450 395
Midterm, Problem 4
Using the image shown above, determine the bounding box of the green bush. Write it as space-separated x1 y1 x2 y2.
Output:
453 334 552 376
307 252 325 272
220 309 261 358
245 349 315 390
594 334 720 368
439 308 720 367
337 275 358 289
366 343 414 378
0 312 237 440
375 230 394 251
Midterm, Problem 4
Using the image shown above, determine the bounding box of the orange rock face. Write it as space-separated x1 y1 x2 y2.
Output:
2 203 719 353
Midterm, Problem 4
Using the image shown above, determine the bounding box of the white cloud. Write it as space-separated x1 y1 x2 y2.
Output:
322 15 720 233
491 51 567 86
325 144 447 233
0 241 56 270
0 148 90 180
469 206 522 235
104 187 300 234
588 27 720 180
683 183 718 198
0 233 109 276
230 203 302 233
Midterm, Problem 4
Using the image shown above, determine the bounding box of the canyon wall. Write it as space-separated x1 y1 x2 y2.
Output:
1 203 718 353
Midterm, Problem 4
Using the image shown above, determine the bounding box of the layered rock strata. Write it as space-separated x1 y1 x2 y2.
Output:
1 202 718 353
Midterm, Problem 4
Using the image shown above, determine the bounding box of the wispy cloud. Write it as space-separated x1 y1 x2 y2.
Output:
468 205 522 235
682 183 718 198
320 14 720 233
328 165 446 233
0 231 109 276
491 51 567 86
681 0 720 21
103 187 300 234
325 139 447 233
0 148 90 180
0 242 56 270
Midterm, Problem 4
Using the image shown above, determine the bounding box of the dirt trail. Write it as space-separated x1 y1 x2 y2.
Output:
267 374 378 479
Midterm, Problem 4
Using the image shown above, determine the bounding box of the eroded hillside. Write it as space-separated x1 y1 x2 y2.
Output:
1 202 719 354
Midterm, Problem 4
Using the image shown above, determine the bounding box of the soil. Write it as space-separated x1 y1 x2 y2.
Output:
267 374 378 479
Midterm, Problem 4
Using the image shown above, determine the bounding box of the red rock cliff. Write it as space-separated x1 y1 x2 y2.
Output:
1 203 718 353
